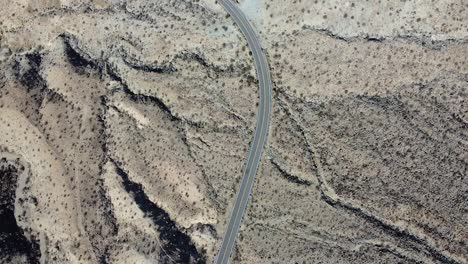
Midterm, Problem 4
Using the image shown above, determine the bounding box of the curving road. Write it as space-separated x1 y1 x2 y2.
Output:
215 0 272 263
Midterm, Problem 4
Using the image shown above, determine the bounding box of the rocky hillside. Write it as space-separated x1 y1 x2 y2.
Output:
0 0 466 263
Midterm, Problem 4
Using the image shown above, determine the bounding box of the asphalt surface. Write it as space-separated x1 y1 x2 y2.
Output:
215 1 272 263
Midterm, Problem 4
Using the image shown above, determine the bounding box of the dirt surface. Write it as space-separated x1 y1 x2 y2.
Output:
0 0 466 263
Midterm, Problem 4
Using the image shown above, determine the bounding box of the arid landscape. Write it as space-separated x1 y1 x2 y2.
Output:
0 0 467 263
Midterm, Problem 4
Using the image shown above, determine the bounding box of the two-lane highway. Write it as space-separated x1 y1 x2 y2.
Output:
215 0 272 263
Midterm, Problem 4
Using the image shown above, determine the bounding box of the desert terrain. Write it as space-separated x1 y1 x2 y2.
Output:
0 0 467 263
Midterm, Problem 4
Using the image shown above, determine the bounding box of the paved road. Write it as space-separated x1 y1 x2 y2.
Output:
215 1 272 263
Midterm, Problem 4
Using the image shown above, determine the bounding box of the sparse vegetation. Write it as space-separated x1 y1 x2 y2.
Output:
0 0 466 263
